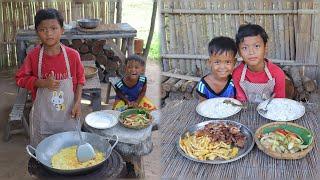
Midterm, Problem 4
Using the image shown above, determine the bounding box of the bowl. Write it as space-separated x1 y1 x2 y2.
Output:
255 122 314 159
77 19 100 29
84 66 98 79
119 108 153 130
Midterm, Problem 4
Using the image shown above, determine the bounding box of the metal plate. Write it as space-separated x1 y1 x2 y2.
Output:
196 98 242 119
85 110 119 129
257 98 305 122
176 120 254 164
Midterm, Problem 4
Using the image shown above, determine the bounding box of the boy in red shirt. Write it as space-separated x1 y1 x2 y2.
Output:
15 8 85 146
232 24 285 103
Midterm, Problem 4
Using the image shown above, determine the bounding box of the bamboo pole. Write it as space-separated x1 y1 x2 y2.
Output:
288 1 295 60
160 1 169 72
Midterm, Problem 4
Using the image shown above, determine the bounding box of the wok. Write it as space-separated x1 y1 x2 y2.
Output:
26 131 118 175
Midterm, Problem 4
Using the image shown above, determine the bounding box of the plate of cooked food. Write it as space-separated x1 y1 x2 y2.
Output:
119 108 153 129
177 120 254 164
257 98 305 121
255 122 314 159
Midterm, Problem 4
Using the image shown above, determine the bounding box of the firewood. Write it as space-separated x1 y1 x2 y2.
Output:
79 44 90 54
184 92 193 100
285 74 296 99
301 75 317 92
161 88 168 99
85 39 94 47
96 54 108 66
105 60 120 72
186 81 197 93
309 89 320 104
60 39 70 46
162 77 179 92
104 40 126 65
298 91 309 102
181 80 193 92
289 67 302 88
80 53 96 61
91 45 104 55
161 76 169 83
71 39 83 49
171 79 187 92
169 91 184 100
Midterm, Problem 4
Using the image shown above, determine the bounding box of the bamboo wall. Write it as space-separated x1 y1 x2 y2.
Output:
160 0 320 84
0 0 122 68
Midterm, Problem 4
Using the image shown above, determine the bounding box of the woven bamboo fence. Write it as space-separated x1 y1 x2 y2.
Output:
160 0 320 105
0 0 122 69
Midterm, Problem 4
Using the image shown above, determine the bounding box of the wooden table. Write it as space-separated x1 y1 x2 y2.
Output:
15 23 137 65
160 99 320 179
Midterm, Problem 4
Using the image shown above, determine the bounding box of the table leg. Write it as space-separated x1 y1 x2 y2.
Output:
121 38 127 55
127 38 134 56
91 90 102 111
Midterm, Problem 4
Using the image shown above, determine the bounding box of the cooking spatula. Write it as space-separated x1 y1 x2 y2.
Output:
76 117 96 162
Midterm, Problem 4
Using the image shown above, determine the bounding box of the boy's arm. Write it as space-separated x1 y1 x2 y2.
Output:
195 81 207 102
273 68 286 98
232 72 247 102
16 55 38 91
114 87 130 104
71 84 83 118
136 83 147 104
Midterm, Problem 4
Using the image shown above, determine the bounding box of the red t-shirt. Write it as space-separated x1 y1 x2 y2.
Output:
15 45 85 101
232 60 285 102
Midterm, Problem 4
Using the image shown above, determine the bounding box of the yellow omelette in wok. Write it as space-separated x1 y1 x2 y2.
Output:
51 146 105 170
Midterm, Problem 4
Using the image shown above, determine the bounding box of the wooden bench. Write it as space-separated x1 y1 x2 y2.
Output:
4 87 30 141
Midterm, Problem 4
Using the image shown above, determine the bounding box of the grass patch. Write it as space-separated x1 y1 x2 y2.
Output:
148 32 160 61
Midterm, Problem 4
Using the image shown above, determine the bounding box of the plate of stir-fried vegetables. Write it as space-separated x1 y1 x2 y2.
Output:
119 108 153 129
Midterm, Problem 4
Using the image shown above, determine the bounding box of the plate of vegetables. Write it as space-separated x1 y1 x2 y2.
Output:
255 122 314 159
119 108 153 129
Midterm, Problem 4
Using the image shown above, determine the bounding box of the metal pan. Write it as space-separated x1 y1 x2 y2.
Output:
177 120 254 164
26 131 118 175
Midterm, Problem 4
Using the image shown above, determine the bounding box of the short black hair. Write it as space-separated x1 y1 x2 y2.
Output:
235 23 268 47
34 8 64 30
208 36 237 57
125 54 145 66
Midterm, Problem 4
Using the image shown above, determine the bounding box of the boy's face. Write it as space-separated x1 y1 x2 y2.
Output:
125 61 144 80
36 19 64 48
238 35 267 68
208 51 235 79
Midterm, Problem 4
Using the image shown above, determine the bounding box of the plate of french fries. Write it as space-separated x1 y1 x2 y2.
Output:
177 120 254 164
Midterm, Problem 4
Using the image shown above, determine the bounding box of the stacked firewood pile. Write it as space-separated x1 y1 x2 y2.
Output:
161 70 199 107
61 39 125 82
283 66 318 102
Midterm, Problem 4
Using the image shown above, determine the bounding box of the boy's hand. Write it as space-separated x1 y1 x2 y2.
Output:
71 102 81 118
46 71 60 91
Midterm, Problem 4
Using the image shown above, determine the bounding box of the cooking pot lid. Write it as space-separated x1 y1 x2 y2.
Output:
85 110 120 129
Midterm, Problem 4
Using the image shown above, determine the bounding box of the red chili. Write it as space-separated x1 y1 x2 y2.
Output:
275 128 288 135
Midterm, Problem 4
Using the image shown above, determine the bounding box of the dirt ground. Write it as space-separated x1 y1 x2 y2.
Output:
0 60 160 179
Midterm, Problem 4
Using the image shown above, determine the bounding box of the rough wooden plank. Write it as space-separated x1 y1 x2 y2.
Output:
161 71 200 82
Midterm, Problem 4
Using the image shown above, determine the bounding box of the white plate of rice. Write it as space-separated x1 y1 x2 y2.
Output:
196 97 243 119
257 98 305 121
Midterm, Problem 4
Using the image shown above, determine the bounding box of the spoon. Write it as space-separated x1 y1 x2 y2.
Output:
76 117 96 162
258 93 276 114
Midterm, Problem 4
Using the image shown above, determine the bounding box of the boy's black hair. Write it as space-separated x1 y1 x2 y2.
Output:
34 8 64 30
125 54 145 66
235 23 268 47
208 36 237 57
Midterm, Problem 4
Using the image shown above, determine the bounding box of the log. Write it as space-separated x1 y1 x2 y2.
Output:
60 39 70 46
301 75 317 92
184 92 193 100
91 45 104 55
181 80 193 92
104 47 115 59
80 53 96 61
161 88 168 99
309 89 320 104
171 79 187 92
169 91 184 100
285 75 296 99
289 67 302 88
161 76 169 83
85 39 94 47
105 40 126 64
96 54 108 66
71 39 83 49
105 60 120 72
162 77 179 92
186 81 197 93
79 44 90 54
